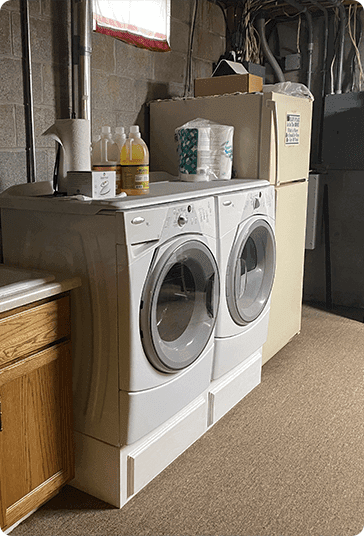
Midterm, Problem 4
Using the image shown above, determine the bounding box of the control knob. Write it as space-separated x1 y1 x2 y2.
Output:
177 214 188 227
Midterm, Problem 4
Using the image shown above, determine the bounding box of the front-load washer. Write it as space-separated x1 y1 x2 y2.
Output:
116 198 220 445
0 182 220 447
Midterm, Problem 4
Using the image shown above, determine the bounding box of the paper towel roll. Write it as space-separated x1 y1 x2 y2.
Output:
43 119 91 193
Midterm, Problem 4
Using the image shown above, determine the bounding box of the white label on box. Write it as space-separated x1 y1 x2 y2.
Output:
285 113 300 146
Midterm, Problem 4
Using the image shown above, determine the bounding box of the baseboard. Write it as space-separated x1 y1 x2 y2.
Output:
208 349 262 427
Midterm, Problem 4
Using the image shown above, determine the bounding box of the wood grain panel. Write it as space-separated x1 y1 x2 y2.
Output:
0 341 74 530
0 296 70 367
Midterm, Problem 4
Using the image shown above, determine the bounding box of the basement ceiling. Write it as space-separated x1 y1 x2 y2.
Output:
210 0 363 18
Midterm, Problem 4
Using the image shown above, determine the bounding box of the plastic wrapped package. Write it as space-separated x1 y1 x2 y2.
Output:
175 119 234 182
263 82 314 101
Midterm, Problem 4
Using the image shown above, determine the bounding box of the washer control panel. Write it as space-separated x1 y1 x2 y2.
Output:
124 197 216 245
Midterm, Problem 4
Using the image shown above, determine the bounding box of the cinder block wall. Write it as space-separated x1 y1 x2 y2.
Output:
0 0 225 192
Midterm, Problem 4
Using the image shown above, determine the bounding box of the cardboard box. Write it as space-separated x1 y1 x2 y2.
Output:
194 74 263 98
150 92 312 184
67 170 116 199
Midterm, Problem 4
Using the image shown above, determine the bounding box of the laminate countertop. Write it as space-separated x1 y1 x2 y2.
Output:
0 264 81 313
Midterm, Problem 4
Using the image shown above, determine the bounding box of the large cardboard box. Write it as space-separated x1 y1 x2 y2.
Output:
150 92 312 184
194 74 263 97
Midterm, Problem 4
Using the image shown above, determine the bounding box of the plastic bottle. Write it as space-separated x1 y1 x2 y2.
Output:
111 127 127 195
114 126 127 154
91 126 118 165
120 125 149 195
92 126 121 194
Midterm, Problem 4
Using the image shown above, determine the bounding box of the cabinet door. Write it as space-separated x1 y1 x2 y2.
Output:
0 341 74 531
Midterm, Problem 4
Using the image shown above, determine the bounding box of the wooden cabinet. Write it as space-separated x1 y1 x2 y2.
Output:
0 294 74 531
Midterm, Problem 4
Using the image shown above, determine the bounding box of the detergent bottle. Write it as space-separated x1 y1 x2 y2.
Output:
91 126 118 165
114 126 126 153
120 125 149 195
92 126 121 193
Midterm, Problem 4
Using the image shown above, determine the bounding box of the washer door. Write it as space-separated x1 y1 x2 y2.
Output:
226 217 275 326
140 238 219 373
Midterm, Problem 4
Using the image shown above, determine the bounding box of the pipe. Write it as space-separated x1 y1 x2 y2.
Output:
284 0 314 90
309 0 329 164
327 0 346 94
310 0 329 98
336 3 346 94
20 0 36 183
184 0 199 97
71 0 77 118
256 15 285 83
75 0 92 120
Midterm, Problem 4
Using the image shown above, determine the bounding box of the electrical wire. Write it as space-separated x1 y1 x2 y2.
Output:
329 7 340 94
297 13 301 54
348 3 364 91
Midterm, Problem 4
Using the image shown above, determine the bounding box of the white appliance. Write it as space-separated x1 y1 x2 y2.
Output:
150 91 313 365
0 177 267 508
207 183 276 426
214 185 275 376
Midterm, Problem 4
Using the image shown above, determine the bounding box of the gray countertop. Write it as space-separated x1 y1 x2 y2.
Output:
0 264 81 313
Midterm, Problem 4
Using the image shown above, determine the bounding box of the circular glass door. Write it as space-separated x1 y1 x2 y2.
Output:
140 239 219 373
226 218 275 326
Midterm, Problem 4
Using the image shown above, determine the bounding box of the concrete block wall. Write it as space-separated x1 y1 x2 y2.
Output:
0 0 225 192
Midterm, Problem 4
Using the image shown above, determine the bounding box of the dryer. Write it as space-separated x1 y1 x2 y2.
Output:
208 183 276 425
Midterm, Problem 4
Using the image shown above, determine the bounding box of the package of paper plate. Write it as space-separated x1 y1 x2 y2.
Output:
175 118 234 182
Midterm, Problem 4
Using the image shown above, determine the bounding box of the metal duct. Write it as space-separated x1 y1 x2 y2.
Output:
20 0 36 183
256 15 285 83
284 0 314 90
310 0 328 99
326 0 346 93
309 0 329 164
73 0 92 120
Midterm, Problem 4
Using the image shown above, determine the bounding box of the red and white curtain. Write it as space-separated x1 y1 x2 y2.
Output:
93 0 171 52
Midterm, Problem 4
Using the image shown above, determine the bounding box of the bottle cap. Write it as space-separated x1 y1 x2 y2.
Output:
130 125 140 134
101 126 111 134
115 127 125 134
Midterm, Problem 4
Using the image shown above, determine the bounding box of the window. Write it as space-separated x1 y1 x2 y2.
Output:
93 0 171 51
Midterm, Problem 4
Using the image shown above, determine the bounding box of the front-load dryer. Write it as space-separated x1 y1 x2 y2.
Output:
207 183 275 426
213 184 276 380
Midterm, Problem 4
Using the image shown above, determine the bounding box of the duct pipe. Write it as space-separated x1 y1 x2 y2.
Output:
256 15 285 83
327 0 346 94
310 0 328 98
309 0 329 164
74 0 92 120
284 0 314 90
20 0 36 183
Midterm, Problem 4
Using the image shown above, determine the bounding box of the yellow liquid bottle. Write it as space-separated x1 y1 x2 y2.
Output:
120 125 149 195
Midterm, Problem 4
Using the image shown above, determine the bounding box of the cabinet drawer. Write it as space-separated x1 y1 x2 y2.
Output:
0 296 71 367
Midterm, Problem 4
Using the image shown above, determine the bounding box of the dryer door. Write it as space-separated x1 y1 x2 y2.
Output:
140 238 219 373
226 217 275 326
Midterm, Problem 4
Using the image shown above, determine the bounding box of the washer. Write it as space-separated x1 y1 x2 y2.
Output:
213 183 276 380
117 195 220 445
